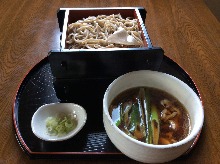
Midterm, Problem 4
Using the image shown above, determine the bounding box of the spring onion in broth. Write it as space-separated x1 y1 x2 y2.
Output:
113 87 160 144
150 104 160 144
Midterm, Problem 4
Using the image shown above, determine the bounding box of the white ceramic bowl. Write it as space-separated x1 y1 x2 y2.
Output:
103 70 204 163
31 103 87 142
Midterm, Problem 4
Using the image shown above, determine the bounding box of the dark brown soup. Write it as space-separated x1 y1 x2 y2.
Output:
109 87 191 145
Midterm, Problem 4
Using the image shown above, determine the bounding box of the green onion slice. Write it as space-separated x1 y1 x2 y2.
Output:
45 113 77 137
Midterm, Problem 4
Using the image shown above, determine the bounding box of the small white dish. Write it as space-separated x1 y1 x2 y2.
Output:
31 103 87 142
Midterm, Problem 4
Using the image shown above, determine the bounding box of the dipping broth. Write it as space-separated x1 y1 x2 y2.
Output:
109 87 191 145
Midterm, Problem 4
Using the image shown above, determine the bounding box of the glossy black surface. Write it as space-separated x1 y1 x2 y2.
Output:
48 48 163 79
13 49 200 159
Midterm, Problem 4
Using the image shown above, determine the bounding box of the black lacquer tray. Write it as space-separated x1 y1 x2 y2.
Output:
13 48 201 160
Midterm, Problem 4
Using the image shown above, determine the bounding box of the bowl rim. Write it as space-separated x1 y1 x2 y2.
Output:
103 70 204 149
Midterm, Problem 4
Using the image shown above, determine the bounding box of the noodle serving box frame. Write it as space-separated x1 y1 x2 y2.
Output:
12 7 202 161
57 7 152 49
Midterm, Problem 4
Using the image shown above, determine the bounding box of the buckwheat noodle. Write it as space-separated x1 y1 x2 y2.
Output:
66 14 143 49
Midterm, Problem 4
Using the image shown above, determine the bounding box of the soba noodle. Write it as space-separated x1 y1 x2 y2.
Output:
66 14 144 49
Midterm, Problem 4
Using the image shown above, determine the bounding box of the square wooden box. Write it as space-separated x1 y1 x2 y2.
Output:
57 7 152 50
